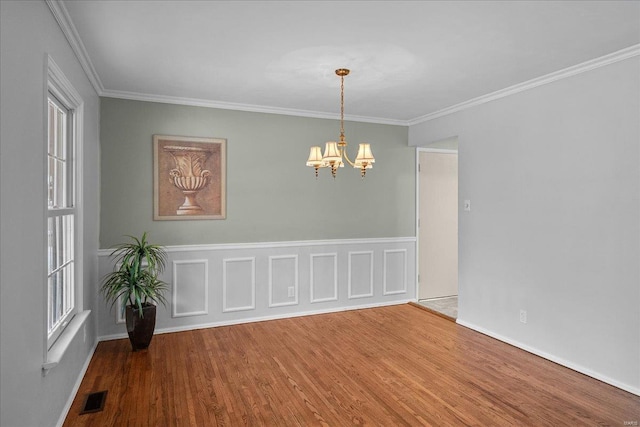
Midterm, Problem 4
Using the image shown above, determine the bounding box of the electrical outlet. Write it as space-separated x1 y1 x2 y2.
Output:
288 287 295 298
519 309 527 324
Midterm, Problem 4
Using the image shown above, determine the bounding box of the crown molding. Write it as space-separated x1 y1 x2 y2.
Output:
407 44 640 126
100 89 408 126
46 0 104 94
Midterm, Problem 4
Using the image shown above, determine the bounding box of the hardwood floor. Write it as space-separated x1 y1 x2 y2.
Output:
64 304 639 426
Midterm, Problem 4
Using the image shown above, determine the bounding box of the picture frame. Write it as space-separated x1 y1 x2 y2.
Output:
153 135 226 220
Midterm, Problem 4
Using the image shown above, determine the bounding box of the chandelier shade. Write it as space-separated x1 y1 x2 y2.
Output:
323 142 343 163
306 69 375 179
306 146 323 167
354 143 375 168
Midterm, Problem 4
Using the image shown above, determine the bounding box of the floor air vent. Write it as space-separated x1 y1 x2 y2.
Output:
80 390 107 414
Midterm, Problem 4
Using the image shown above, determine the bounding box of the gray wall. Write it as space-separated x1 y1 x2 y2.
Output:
409 56 640 393
100 98 414 248
0 1 100 426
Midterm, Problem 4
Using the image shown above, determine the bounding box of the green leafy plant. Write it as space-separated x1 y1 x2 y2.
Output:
101 232 168 318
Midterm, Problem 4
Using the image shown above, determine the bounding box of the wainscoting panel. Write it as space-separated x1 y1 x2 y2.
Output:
383 249 408 295
310 253 338 303
97 237 416 340
172 259 208 318
115 295 125 324
348 251 374 299
223 257 256 312
269 255 298 308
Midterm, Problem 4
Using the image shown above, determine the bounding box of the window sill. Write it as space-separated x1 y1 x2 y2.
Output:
42 310 91 374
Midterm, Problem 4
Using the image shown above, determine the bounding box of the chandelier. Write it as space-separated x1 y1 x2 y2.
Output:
306 69 375 178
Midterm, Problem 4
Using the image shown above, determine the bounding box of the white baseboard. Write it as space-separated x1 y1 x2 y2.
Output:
55 340 99 427
99 299 414 342
456 318 640 397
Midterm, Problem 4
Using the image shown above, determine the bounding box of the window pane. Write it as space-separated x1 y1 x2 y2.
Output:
48 275 55 332
55 159 65 208
56 268 63 323
48 215 74 271
48 266 64 334
48 157 55 208
47 217 55 273
56 216 63 268
47 158 65 209
56 108 66 159
48 262 75 335
47 214 75 336
63 262 74 316
48 102 56 156
48 276 52 332
68 215 74 260
48 271 59 333
47 97 70 209
62 215 73 264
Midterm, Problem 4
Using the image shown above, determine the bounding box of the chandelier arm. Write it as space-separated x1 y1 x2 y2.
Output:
341 146 356 167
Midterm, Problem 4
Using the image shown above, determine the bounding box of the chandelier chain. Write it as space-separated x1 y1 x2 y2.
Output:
340 74 345 143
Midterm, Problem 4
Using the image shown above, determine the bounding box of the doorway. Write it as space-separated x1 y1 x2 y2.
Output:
417 147 458 319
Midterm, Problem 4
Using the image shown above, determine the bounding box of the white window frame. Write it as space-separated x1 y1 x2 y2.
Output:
45 56 84 353
47 94 76 347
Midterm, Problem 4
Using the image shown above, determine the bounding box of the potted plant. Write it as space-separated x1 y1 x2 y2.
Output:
101 232 168 351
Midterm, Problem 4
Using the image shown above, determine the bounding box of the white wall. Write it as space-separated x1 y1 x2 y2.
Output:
0 2 100 426
409 55 640 394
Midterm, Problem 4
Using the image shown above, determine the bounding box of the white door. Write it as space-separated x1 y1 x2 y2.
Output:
419 151 458 299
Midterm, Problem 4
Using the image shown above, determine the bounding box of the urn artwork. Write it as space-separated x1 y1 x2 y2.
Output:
164 145 213 215
153 135 226 220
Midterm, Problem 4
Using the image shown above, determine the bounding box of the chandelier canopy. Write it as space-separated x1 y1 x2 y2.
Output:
306 69 375 178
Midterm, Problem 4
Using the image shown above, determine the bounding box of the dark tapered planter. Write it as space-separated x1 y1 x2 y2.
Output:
125 304 157 351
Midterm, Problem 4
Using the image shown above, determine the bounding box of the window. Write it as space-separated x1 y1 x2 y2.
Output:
45 56 83 352
47 94 76 347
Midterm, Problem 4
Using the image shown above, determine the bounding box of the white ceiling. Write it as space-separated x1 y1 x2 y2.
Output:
61 0 640 124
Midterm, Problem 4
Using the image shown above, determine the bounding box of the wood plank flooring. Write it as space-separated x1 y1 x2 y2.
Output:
64 304 639 426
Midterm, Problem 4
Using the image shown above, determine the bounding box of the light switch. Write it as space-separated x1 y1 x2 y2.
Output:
464 200 471 211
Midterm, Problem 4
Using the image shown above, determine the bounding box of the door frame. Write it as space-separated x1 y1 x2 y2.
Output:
415 147 459 301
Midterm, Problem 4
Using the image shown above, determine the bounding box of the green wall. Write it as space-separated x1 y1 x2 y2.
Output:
100 98 415 248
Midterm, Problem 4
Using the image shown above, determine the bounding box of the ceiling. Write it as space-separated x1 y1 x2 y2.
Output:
60 1 640 125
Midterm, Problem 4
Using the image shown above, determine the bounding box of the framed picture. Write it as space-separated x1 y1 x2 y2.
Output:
153 135 226 220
